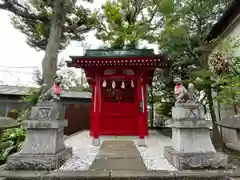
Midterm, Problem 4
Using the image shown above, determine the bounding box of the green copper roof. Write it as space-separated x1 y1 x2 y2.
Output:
85 49 154 57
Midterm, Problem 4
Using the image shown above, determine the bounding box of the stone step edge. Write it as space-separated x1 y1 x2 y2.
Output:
0 170 235 180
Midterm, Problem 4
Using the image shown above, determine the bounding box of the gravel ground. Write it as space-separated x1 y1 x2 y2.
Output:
134 131 176 171
58 131 100 171
58 130 176 171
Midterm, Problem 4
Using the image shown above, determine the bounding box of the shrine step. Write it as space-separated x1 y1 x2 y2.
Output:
0 170 232 180
89 140 147 171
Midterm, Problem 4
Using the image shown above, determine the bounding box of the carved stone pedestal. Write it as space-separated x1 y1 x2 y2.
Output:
164 103 228 170
5 101 72 170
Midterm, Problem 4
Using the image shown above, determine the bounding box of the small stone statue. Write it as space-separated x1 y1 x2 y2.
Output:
38 75 63 102
174 77 196 104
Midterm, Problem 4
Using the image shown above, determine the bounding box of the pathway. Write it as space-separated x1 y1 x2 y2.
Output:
89 140 147 171
58 130 176 171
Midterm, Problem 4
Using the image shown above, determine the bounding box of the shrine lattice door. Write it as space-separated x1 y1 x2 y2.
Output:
100 79 138 135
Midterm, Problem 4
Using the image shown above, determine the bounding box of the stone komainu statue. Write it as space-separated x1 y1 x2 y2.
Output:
173 76 196 103
38 76 63 102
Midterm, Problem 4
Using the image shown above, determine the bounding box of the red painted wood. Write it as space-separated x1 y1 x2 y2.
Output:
143 84 149 136
90 84 95 136
93 78 100 139
137 77 145 139
98 77 139 135
83 66 154 137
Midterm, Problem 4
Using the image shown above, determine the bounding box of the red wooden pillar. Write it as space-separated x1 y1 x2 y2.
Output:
90 83 95 136
137 76 146 146
143 84 149 136
92 77 101 146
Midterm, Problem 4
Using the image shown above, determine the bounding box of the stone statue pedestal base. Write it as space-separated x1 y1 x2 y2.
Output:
5 147 72 170
164 103 228 170
164 146 228 170
5 101 72 170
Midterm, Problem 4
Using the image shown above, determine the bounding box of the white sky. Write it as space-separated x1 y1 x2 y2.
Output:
0 0 157 87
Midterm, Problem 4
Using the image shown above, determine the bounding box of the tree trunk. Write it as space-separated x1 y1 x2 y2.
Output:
42 0 66 89
207 86 223 150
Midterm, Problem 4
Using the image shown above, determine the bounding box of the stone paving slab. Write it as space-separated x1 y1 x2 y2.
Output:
89 159 147 171
97 140 141 158
0 170 233 180
43 171 109 180
89 140 147 171
0 170 48 180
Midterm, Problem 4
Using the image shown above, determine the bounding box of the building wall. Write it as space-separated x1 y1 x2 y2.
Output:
0 95 32 117
219 14 240 56
0 94 92 135
64 102 91 135
208 15 240 120
208 15 240 146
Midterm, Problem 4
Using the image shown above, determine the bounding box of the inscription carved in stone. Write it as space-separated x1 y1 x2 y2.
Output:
186 109 198 119
187 157 201 167
36 108 51 119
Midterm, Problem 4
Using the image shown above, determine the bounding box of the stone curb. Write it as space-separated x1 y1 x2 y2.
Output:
0 170 234 180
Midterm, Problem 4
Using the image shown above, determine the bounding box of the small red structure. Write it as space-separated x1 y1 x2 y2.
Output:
67 49 165 144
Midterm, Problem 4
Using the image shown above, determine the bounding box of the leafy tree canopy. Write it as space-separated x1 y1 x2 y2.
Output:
94 0 166 49
0 0 97 51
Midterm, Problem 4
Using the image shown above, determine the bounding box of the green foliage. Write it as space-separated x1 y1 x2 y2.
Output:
7 0 96 51
153 0 231 93
95 0 160 49
18 89 41 120
21 89 41 105
156 102 172 117
0 126 26 164
215 75 240 104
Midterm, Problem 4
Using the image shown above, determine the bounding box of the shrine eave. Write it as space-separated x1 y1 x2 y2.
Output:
67 55 166 68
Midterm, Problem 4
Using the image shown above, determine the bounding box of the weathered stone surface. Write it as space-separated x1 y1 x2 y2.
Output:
23 120 67 129
0 169 233 180
220 116 240 152
5 101 72 170
165 102 229 170
220 116 240 129
89 140 147 171
5 147 72 170
90 158 146 171
168 119 212 128
0 170 48 180
92 138 100 146
30 101 65 121
20 127 66 154
175 170 232 180
172 103 203 120
110 170 174 180
172 127 215 153
164 146 228 170
43 171 109 180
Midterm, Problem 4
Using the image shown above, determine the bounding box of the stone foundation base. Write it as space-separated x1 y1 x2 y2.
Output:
5 147 72 170
92 138 100 146
137 139 146 147
164 146 228 170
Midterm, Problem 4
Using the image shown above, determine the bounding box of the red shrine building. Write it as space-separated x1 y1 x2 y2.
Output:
67 49 165 145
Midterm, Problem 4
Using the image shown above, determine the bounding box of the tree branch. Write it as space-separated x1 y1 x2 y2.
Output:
0 0 48 22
